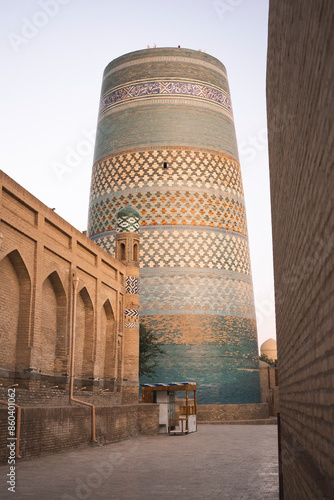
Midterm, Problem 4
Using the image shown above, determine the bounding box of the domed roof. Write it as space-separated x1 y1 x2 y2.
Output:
261 338 277 350
117 206 140 218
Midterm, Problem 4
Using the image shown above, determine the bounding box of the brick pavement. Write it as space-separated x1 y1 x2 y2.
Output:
0 425 279 500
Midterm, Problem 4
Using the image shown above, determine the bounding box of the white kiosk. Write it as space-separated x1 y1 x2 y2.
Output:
141 382 197 434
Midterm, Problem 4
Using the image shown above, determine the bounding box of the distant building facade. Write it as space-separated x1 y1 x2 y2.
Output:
267 0 334 498
87 47 261 404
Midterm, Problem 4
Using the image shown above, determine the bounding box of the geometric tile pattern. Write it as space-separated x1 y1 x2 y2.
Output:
89 189 247 237
99 80 233 118
140 269 256 323
124 323 139 328
140 229 251 274
88 144 258 401
125 276 139 294
89 149 244 201
117 215 140 233
92 228 252 275
125 309 139 317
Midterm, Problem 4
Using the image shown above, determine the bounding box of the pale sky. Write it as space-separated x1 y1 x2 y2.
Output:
1 0 275 348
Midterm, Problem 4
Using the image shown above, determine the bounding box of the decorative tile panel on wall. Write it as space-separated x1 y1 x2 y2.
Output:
92 228 251 275
99 80 232 117
139 269 256 324
89 149 244 201
117 214 140 233
125 276 139 294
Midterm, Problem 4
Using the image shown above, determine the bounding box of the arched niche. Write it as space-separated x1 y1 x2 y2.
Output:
41 271 67 376
102 299 116 387
75 286 95 387
120 242 126 260
133 242 139 262
0 250 31 372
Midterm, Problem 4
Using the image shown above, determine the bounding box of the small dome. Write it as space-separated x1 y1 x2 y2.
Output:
260 338 277 360
259 360 270 367
261 338 276 349
117 206 140 219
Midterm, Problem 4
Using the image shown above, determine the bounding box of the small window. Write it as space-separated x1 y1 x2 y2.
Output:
133 243 139 261
163 162 168 169
120 242 126 260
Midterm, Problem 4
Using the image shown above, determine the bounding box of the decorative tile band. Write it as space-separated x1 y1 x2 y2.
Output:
89 149 243 201
89 190 247 237
139 269 256 320
125 309 139 317
125 276 139 294
141 313 258 347
88 148 246 239
124 323 139 328
99 80 232 117
92 228 251 275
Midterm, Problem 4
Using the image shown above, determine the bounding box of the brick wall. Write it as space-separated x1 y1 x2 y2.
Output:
0 170 138 401
267 1 334 498
0 404 158 463
197 403 269 422
259 362 279 416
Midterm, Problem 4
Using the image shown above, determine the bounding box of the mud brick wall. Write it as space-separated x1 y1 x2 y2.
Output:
138 403 159 435
197 403 269 422
259 363 279 416
0 170 139 402
0 404 158 463
267 1 334 499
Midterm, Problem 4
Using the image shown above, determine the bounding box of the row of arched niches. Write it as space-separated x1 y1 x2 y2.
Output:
0 249 124 394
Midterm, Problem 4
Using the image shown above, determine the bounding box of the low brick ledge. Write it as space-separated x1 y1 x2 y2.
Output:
198 417 277 425
197 403 270 422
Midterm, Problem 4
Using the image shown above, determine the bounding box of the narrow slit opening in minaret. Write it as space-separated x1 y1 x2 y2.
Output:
163 162 168 169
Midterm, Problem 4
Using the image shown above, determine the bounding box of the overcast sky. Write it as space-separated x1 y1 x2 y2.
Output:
1 0 275 348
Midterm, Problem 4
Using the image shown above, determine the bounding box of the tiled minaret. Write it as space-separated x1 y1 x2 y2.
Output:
115 206 140 403
88 48 261 404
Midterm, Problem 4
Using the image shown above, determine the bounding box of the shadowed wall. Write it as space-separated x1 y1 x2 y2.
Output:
267 1 334 498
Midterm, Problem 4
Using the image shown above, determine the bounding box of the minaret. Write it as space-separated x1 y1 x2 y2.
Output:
88 48 261 404
115 206 140 403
